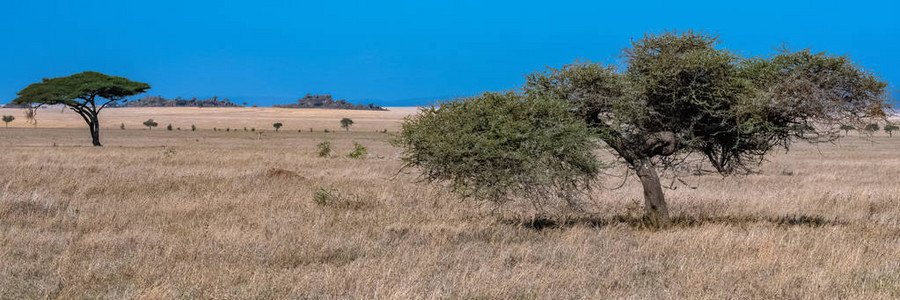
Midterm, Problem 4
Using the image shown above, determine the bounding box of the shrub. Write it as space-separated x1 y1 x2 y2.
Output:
317 141 332 157
393 92 602 206
864 123 880 132
251 128 255 132
347 141 368 159
120 123 125 130
273 122 283 132
840 125 855 136
313 187 369 210
191 124 196 131
244 127 248 132
324 129 330 133
166 124 173 131
226 128 230 132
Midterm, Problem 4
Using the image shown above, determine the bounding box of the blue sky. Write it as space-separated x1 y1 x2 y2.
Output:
2 0 898 106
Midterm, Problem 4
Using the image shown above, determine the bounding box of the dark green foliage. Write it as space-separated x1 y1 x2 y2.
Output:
12 71 150 146
191 124 196 131
347 141 367 159
143 119 158 130
251 128 255 132
226 128 230 132
398 31 891 225
273 122 283 131
3 115 15 127
885 124 899 137
317 141 332 157
864 123 880 132
166 124 173 131
324 129 330 133
394 92 602 205
340 118 354 131
840 125 855 135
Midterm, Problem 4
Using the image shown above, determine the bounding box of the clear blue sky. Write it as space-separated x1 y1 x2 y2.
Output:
2 0 898 106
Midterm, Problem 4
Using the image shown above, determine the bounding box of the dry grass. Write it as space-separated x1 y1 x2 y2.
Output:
1 108 900 299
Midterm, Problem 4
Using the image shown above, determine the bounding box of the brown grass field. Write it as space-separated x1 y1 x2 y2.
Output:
1 107 900 299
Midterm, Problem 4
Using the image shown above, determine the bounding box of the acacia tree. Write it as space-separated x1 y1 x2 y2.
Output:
2 115 13 128
397 31 890 227
340 118 354 131
864 123 880 133
12 71 150 146
885 124 899 137
143 119 158 130
273 122 283 131
840 125 855 136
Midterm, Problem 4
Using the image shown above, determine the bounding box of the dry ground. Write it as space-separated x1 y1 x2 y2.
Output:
1 107 900 299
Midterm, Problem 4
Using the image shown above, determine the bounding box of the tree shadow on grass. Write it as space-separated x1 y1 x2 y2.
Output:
511 213 847 231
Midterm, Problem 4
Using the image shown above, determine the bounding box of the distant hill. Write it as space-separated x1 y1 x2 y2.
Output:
2 102 31 108
113 96 243 108
274 94 386 110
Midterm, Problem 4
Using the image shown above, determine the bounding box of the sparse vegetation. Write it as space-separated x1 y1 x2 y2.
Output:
2 115 14 127
347 141 368 159
317 141 331 157
143 119 158 130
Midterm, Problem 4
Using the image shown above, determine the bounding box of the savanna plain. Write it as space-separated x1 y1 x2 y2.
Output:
1 107 899 299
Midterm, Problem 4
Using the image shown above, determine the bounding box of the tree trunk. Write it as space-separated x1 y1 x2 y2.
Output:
89 115 102 146
634 159 670 227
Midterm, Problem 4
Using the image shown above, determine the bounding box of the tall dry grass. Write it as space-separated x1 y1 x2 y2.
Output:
1 108 900 298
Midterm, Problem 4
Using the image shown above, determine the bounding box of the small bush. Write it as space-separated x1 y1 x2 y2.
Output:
191 124 196 131
347 141 367 159
226 128 230 132
324 129 330 133
213 127 217 131
244 127 248 132
166 124 173 131
120 123 125 130
313 187 369 210
251 128 255 132
177 127 181 131
317 141 332 157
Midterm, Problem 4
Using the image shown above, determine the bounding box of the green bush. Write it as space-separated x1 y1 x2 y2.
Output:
347 141 367 159
317 141 332 157
166 124 173 131
191 124 196 131
392 92 603 205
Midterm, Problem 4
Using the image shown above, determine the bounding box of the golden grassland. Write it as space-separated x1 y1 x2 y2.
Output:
1 107 900 298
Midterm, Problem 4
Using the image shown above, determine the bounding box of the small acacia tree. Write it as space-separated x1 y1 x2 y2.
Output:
12 71 150 146
143 119 158 130
340 118 354 131
885 124 899 137
2 115 14 127
397 31 890 227
864 123 880 133
840 125 855 136
273 122 283 132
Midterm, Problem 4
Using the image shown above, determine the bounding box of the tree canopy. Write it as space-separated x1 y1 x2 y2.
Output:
13 71 150 145
397 31 891 227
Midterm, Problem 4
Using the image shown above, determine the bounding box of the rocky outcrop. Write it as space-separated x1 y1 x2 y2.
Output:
114 96 242 107
274 94 385 110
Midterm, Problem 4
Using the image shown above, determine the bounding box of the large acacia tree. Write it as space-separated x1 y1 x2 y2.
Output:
397 31 890 227
13 71 151 146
